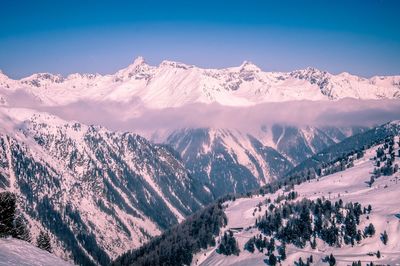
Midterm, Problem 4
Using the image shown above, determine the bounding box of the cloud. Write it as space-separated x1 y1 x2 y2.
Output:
3 89 400 135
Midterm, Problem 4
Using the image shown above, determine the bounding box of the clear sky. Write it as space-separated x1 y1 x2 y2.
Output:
0 0 399 78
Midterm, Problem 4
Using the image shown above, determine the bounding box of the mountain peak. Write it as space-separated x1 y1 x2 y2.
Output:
132 56 146 66
124 56 148 69
239 60 261 72
159 60 193 69
114 56 150 79
303 66 322 73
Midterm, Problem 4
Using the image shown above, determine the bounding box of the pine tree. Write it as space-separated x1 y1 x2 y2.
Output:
364 223 375 237
0 192 16 237
12 215 31 242
344 213 357 244
36 230 52 252
381 230 388 245
244 237 255 253
278 243 286 260
376 250 381 258
267 238 275 255
217 231 239 256
268 253 277 266
310 236 317 249
328 254 336 266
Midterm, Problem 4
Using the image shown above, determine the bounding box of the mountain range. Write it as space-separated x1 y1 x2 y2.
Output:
0 57 399 109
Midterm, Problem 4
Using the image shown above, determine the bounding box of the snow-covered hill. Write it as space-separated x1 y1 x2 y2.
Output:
0 57 399 109
0 238 71 266
0 107 204 265
193 134 400 265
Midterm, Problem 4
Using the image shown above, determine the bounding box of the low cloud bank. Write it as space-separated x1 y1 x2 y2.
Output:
45 99 400 133
4 89 400 133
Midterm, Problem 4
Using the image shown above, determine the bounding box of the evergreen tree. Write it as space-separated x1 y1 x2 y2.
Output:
327 254 336 266
344 212 357 244
266 238 275 255
244 237 255 253
0 192 16 237
217 231 240 256
381 230 388 245
268 253 277 266
278 243 286 260
310 236 317 249
364 223 375 237
355 229 362 242
376 250 381 258
12 215 31 242
36 230 52 252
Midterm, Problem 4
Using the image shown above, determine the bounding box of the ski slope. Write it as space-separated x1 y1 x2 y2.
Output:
193 138 400 265
0 238 72 266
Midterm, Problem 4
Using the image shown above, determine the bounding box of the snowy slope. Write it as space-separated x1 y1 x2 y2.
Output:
0 107 203 265
193 135 400 265
0 238 72 266
0 57 399 109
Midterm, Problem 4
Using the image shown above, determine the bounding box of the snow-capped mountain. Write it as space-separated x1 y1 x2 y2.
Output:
165 128 292 200
0 107 204 265
162 126 365 200
0 57 399 109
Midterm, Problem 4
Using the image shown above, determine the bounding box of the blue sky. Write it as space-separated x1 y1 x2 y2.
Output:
0 0 399 78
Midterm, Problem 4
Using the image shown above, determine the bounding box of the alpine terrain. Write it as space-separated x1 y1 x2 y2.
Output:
0 58 399 266
115 122 400 265
0 107 204 265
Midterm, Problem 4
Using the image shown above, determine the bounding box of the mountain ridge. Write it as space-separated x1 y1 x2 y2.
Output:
0 107 204 265
1 57 399 109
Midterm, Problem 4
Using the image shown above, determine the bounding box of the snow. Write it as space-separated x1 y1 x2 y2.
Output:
195 138 400 265
0 238 72 266
4 136 15 193
0 57 399 109
139 171 185 222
